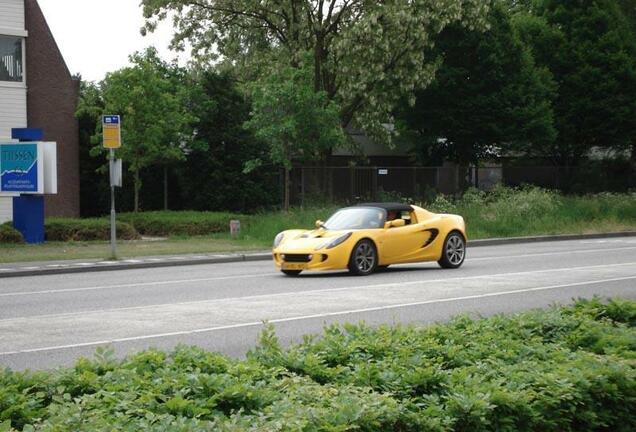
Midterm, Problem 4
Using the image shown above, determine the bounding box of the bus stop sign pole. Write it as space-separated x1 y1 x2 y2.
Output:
109 149 116 259
103 115 122 260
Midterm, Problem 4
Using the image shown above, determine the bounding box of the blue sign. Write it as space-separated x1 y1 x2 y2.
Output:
11 128 44 141
103 115 120 125
0 144 39 193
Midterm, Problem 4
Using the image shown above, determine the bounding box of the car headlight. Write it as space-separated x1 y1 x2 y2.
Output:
316 232 352 250
273 232 285 248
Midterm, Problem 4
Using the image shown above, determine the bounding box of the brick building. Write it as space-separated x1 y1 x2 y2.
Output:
0 0 80 222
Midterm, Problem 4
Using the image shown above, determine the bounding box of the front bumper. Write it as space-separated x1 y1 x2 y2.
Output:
272 249 349 271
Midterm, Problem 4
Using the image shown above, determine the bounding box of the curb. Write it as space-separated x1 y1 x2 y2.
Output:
468 231 636 247
0 231 634 279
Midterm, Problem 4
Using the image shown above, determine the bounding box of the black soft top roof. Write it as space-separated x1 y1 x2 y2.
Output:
356 202 413 212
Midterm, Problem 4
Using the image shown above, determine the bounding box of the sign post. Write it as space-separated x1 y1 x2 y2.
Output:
103 115 122 259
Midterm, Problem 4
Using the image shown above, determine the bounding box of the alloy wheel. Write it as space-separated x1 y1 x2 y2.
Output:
445 234 465 266
355 242 375 272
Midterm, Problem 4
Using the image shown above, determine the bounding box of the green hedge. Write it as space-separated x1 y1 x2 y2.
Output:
1 298 634 431
118 211 245 237
0 223 23 244
44 218 139 241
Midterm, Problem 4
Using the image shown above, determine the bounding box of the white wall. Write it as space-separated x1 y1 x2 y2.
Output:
0 86 27 139
0 0 24 31
0 197 11 222
0 86 26 222
0 0 26 222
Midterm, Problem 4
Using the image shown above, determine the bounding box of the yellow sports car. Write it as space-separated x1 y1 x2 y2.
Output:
272 203 466 276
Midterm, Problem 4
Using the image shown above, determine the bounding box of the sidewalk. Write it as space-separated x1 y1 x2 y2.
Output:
0 251 272 278
0 231 634 278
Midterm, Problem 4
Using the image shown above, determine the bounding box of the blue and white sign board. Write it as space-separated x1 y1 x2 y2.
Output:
102 115 122 149
0 142 57 195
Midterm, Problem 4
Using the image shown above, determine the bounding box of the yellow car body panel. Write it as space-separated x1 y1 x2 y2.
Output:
272 205 466 273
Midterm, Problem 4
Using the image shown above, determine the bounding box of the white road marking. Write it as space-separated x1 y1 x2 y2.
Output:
469 246 636 261
0 273 278 298
1 245 635 297
1 262 634 321
1 275 634 356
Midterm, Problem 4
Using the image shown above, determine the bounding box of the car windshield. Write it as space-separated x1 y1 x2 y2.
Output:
323 207 386 230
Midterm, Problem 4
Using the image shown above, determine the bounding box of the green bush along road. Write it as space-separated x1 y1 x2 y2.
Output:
1 187 635 263
0 298 634 431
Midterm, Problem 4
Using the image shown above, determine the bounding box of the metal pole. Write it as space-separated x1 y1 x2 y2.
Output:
109 149 117 259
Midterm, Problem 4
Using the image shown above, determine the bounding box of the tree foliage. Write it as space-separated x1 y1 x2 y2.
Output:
176 71 279 212
141 0 491 145
92 48 199 212
399 2 556 176
516 0 636 165
245 63 344 210
76 81 109 216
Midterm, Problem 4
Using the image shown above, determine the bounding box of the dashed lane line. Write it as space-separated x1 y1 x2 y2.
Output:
1 275 634 356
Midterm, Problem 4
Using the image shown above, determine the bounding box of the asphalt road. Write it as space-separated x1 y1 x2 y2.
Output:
1 237 635 370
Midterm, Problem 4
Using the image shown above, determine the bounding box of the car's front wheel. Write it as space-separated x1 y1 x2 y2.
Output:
348 239 378 276
438 231 466 269
281 270 302 276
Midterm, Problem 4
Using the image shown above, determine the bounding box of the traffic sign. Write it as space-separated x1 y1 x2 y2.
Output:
102 115 121 149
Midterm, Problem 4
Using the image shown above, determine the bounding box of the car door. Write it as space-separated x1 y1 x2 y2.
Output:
378 213 432 263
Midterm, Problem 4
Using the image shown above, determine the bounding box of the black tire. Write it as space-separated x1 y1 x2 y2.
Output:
438 231 466 269
282 270 302 276
348 239 378 276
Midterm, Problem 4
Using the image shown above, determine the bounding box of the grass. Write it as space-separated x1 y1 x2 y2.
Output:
441 187 636 239
0 236 265 264
0 298 634 431
0 186 634 264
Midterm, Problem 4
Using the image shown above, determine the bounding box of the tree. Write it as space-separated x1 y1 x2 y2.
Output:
176 71 279 212
398 2 556 186
94 48 198 212
617 0 636 179
244 64 344 211
141 0 490 145
515 0 636 167
76 80 109 216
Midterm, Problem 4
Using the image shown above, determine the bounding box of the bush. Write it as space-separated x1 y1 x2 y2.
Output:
420 186 636 239
118 211 246 237
45 218 139 241
0 223 24 244
0 299 634 431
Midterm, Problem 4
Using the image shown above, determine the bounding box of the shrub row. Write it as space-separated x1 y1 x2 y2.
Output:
1 298 634 431
118 211 244 237
425 186 636 239
44 219 139 241
2 186 633 243
0 223 23 244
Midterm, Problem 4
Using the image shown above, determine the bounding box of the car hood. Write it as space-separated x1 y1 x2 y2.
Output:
278 229 350 251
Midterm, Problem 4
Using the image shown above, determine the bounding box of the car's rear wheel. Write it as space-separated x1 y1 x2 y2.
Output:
438 231 466 269
281 270 302 276
348 239 378 276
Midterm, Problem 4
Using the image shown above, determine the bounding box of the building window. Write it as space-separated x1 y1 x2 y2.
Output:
0 35 23 82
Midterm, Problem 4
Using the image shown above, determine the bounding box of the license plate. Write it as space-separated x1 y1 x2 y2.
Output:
282 263 306 270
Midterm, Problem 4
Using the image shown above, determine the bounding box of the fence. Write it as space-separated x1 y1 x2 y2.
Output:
289 166 458 206
287 164 633 206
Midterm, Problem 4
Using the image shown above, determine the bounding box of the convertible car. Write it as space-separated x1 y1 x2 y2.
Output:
272 203 466 276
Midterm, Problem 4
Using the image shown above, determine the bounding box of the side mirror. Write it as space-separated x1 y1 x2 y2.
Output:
385 219 406 229
315 220 325 229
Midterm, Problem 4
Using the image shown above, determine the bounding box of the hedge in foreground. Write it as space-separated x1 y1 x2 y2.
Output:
1 298 634 431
